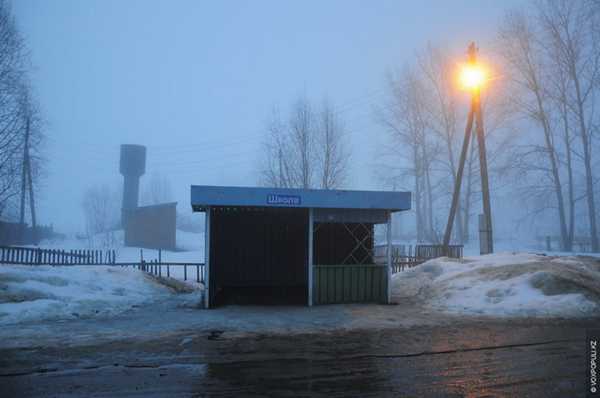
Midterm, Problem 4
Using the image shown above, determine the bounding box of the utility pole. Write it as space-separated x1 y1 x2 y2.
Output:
443 42 493 254
18 115 37 244
25 116 37 243
19 116 29 244
473 74 493 254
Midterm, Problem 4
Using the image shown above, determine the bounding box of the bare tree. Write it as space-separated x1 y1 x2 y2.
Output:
498 0 600 252
142 172 173 205
0 0 45 238
376 43 517 245
289 97 314 188
417 45 465 243
316 100 349 189
260 95 351 190
498 9 573 250
82 185 120 248
0 0 27 219
375 66 439 242
260 109 294 188
549 51 577 250
537 0 600 251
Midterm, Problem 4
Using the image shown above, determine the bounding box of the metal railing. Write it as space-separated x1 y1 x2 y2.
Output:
137 260 205 284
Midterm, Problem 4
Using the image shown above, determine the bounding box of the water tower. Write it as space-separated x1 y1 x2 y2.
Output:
118 144 177 250
119 144 146 226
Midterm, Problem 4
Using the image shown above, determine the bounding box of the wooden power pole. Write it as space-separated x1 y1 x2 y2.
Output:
26 117 37 244
18 115 37 244
443 43 493 254
19 117 29 243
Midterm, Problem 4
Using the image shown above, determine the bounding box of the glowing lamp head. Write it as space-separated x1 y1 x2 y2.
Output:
459 64 486 91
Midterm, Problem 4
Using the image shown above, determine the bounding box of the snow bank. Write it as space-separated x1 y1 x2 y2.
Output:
0 265 172 325
393 253 600 317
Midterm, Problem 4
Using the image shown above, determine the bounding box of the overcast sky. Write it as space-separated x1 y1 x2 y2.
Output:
13 0 523 233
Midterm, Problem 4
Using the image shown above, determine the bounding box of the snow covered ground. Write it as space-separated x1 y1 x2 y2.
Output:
3 231 599 325
0 229 207 325
393 252 600 317
39 229 205 262
0 265 176 324
24 229 205 286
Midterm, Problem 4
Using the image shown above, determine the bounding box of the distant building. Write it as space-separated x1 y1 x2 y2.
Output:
120 144 176 250
0 221 57 246
124 202 177 250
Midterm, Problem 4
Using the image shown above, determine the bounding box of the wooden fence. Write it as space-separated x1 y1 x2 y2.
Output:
415 244 463 259
0 246 205 283
0 246 116 265
374 244 463 274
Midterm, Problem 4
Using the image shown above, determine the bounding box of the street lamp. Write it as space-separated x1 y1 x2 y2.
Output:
459 63 486 91
443 42 494 255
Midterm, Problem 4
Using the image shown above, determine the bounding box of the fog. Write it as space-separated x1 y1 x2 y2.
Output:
10 0 525 237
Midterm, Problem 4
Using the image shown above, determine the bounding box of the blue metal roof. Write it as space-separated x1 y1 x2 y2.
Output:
191 185 411 212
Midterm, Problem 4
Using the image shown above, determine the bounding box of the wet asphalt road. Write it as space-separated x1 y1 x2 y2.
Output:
0 318 597 397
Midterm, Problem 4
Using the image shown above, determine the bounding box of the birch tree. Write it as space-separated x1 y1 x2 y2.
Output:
537 0 599 251
498 0 600 251
376 67 438 242
498 10 573 250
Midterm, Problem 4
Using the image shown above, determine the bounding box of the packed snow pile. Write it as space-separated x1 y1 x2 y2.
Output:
392 253 600 317
0 265 172 325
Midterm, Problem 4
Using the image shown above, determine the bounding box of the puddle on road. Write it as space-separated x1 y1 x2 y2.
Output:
193 324 588 397
1 320 594 397
207 330 224 341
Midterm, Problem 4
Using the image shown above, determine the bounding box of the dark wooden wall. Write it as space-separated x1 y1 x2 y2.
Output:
0 221 57 245
313 223 374 265
209 207 308 306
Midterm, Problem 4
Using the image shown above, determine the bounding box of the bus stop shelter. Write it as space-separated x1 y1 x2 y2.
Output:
191 185 411 308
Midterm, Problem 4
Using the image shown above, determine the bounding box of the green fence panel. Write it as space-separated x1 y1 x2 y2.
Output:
314 264 388 304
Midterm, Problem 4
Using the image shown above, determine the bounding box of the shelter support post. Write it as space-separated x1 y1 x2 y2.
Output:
386 211 392 304
308 208 314 306
204 207 211 309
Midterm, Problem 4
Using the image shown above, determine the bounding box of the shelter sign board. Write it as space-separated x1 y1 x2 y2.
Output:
267 194 301 206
